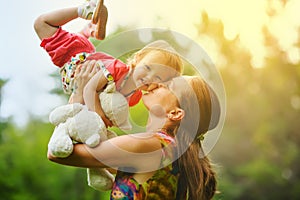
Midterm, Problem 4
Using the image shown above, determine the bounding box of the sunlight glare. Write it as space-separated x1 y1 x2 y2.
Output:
291 95 300 110
287 47 300 65
199 0 300 68
67 0 299 69
268 0 300 65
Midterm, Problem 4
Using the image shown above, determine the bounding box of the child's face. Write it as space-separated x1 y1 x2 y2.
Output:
132 52 178 91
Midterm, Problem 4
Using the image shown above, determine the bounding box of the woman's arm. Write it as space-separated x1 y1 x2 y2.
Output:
48 133 162 172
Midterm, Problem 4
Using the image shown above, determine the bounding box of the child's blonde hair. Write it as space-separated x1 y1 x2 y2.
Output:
127 40 183 75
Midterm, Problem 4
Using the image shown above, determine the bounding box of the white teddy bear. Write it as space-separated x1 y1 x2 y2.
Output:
48 82 131 191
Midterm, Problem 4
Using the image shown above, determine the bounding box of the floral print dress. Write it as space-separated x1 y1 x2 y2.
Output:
110 131 179 200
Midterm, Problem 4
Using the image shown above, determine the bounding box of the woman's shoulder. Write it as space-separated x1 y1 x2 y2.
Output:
109 132 162 154
106 133 163 171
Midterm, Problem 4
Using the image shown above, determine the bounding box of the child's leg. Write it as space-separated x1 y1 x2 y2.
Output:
34 7 78 40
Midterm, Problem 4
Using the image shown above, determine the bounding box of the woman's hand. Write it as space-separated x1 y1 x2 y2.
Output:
74 60 100 94
83 61 114 127
69 60 100 104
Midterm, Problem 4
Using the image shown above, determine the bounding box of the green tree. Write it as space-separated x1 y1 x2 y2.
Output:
195 5 300 200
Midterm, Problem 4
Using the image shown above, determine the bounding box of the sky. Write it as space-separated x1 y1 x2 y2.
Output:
0 0 299 127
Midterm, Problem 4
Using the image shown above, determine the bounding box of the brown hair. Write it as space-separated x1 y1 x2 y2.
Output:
173 76 221 200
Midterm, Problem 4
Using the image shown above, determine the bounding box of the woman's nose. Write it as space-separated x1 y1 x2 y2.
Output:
147 83 159 91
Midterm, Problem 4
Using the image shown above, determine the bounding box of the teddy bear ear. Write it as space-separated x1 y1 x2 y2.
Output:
117 119 132 130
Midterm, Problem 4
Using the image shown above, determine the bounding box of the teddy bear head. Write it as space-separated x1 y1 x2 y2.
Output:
99 82 132 130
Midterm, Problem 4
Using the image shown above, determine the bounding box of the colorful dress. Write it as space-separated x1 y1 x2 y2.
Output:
40 27 142 106
110 131 179 200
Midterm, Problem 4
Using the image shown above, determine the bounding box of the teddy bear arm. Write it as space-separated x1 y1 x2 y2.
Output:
48 123 74 158
49 103 84 126
87 168 115 191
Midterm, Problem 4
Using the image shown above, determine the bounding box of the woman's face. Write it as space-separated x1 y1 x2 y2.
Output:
142 77 186 117
132 51 178 91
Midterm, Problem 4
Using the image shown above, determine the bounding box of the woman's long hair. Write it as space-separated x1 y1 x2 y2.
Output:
174 76 220 200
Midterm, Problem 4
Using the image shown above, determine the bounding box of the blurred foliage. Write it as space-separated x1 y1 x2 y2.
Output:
1 1 300 199
197 5 300 200
0 117 110 199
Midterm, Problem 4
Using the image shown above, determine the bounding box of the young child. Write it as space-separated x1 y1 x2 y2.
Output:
35 0 184 192
34 0 183 126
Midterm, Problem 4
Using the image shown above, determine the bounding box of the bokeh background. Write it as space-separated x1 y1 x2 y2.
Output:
1 0 299 199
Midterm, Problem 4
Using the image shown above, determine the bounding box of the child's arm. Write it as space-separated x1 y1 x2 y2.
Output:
84 64 113 127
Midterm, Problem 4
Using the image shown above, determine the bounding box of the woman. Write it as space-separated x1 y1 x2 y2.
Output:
48 73 221 200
